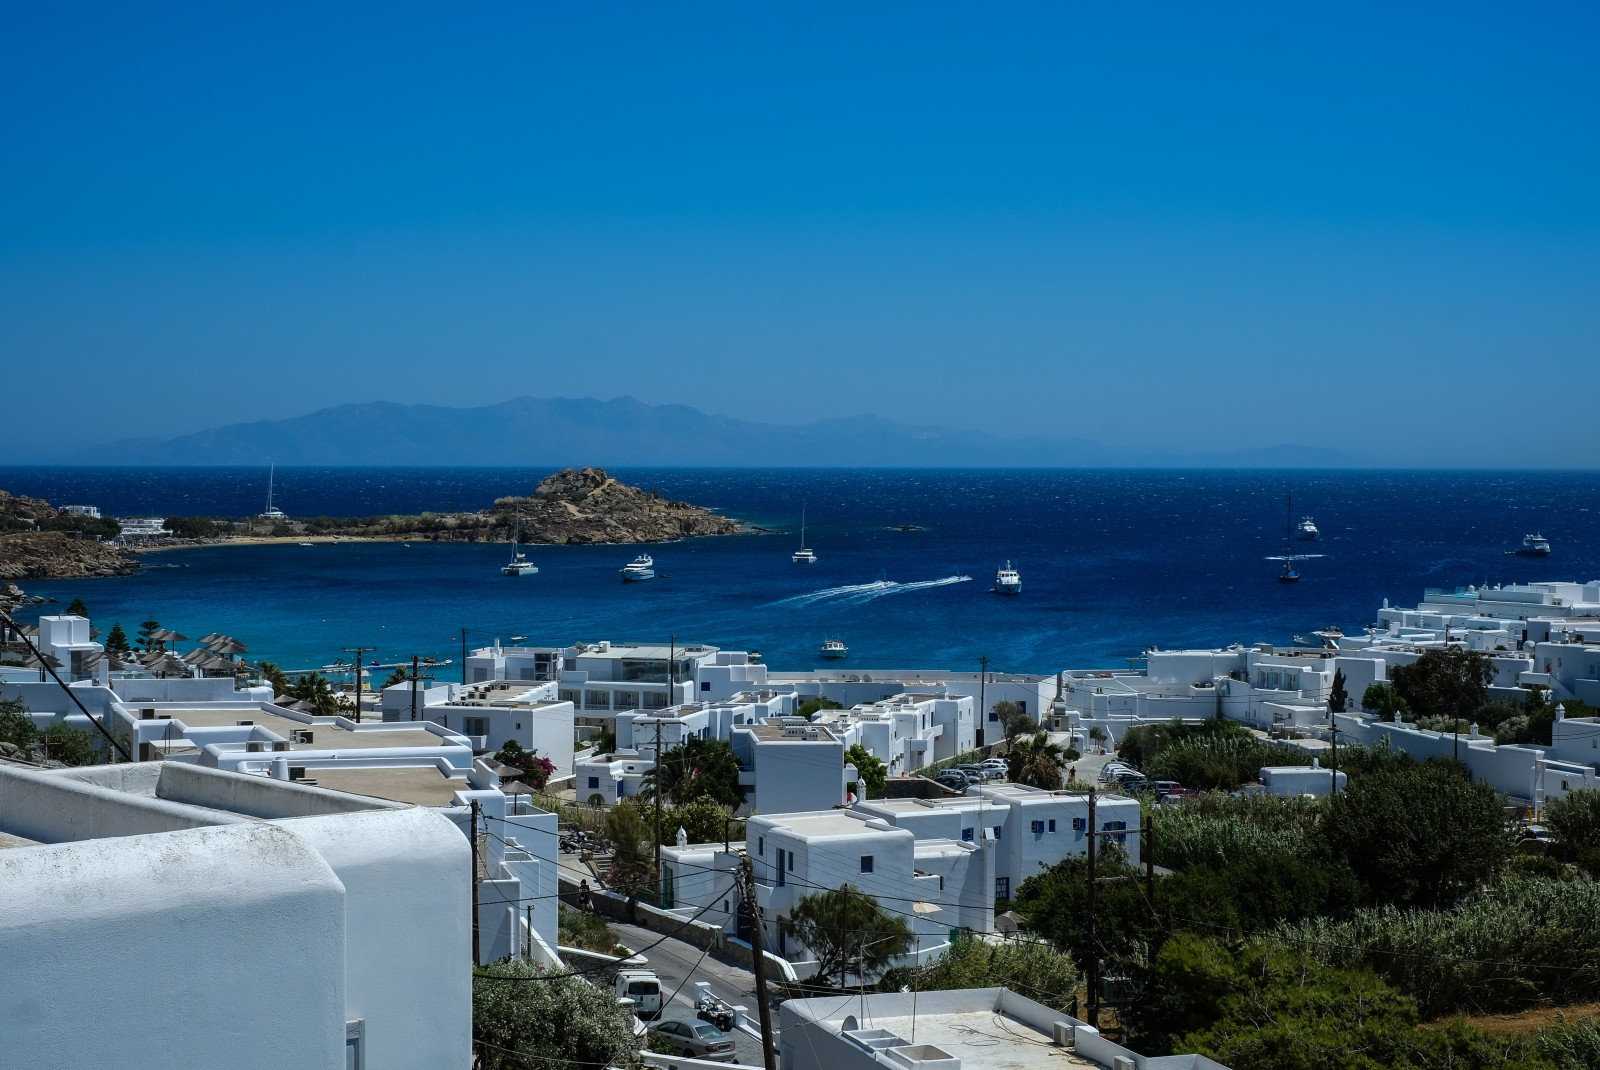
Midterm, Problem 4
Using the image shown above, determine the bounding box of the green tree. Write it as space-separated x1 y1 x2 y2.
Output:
992 700 1034 741
845 742 887 799
103 622 131 657
797 696 844 719
136 617 163 651
779 885 915 988
1329 667 1349 713
165 516 217 539
259 661 292 696
1545 789 1600 874
473 960 639 1070
1315 755 1510 909
0 698 38 751
1132 934 1545 1070
38 725 101 766
642 736 743 807
1361 681 1410 719
885 932 1081 1012
1391 647 1496 724
602 803 654 895
382 666 411 689
1006 730 1066 789
64 597 88 618
287 671 340 717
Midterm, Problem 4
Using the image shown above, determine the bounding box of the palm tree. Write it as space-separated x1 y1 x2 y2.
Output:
1007 731 1066 790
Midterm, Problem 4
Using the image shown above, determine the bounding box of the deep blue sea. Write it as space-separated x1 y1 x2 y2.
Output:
2 467 1596 673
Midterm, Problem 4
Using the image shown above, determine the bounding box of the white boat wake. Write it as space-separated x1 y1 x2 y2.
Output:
772 575 972 607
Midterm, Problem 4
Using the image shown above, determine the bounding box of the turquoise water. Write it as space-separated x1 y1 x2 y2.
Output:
4 467 1596 673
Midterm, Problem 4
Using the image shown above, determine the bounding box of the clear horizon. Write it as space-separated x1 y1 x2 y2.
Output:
4 4 1598 466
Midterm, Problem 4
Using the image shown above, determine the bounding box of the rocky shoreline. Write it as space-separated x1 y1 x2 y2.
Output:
0 467 749 579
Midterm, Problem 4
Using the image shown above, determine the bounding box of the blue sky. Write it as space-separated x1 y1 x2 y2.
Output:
3 3 1597 464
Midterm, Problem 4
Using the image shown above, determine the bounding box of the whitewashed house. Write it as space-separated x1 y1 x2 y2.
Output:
730 720 854 814
575 750 655 803
0 761 469 1070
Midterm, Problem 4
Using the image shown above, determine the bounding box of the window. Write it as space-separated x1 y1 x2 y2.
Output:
473 668 489 682
860 855 874 873
346 1020 365 1070
788 851 795 869
758 837 764 856
993 825 1003 840
1048 819 1056 832
588 776 599 790
464 717 488 737
995 877 1010 899
961 827 974 842
702 681 711 692
777 851 786 887
1072 817 1086 832
1031 820 1044 834
1106 820 1127 844
989 710 999 722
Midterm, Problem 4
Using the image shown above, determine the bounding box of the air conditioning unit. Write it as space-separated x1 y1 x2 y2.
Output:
290 729 314 744
289 766 308 780
272 741 290 752
246 741 265 752
236 720 254 726
140 708 156 720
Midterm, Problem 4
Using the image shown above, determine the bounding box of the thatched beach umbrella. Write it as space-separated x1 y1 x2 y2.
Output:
208 637 249 656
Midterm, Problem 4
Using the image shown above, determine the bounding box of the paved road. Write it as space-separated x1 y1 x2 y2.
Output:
608 919 760 1020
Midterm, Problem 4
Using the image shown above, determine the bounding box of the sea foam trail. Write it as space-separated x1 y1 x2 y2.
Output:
770 581 894 607
835 575 973 604
772 575 972 607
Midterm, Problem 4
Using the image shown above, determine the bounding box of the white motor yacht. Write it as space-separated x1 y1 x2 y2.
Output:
994 561 1022 595
621 554 656 581
1295 517 1320 541
1513 533 1552 558
819 637 848 659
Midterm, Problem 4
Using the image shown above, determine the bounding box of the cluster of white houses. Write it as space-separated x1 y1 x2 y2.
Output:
8 577 1600 1067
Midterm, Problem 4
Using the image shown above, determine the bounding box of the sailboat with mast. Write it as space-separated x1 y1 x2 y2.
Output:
1266 489 1323 582
258 464 288 522
501 512 538 575
792 504 817 563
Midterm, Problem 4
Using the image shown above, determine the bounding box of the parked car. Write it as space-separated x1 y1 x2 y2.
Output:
1148 780 1182 797
978 757 1008 772
649 1017 739 1062
957 764 1001 782
936 771 972 791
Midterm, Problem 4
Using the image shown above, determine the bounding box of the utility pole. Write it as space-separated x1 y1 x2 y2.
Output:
1085 786 1099 1029
341 645 375 722
1143 810 1155 914
1330 723 1340 796
461 627 469 686
669 634 676 705
739 855 778 1070
410 654 420 721
470 799 482 966
978 656 988 748
654 719 665 906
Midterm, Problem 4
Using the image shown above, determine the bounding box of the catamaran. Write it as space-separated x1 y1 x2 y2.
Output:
793 504 817 563
501 513 538 576
621 554 655 581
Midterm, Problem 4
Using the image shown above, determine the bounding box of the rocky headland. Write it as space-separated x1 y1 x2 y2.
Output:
489 467 744 545
0 491 139 580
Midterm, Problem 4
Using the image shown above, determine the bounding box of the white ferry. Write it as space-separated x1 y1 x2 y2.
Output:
1295 517 1320 541
994 561 1022 595
621 554 656 581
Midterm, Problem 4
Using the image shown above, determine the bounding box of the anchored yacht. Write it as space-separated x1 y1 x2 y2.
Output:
819 637 848 659
1512 534 1552 558
1295 517 1320 541
501 514 538 576
994 561 1022 595
259 464 288 523
793 505 817 563
621 554 656 581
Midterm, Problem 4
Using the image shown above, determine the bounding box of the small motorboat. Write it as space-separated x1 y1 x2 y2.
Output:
994 561 1022 595
819 637 848 659
621 554 656 581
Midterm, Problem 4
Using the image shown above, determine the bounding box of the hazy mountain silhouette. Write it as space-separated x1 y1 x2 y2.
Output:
77 396 1363 468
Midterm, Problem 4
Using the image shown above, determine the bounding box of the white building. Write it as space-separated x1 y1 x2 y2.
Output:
116 516 170 538
856 784 1142 902
60 504 101 519
744 809 993 964
774 669 1053 745
34 614 104 678
731 721 853 815
779 987 1233 1070
811 692 975 775
1259 759 1346 797
575 750 655 803
0 760 469 1070
381 678 576 773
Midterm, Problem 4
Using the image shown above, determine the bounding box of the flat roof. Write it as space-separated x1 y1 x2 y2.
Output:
850 1011 1095 1070
149 708 452 750
754 811 883 838
308 767 469 807
575 643 717 659
742 724 835 742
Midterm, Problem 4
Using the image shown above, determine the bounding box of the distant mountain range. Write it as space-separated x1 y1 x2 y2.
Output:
74 396 1365 468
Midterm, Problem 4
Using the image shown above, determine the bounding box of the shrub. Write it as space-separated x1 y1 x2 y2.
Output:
473 960 638 1070
884 932 1080 1012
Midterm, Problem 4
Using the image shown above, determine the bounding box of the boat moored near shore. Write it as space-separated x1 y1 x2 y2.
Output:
621 554 656 581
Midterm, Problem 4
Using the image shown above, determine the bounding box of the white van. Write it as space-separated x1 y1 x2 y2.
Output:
615 969 663 1020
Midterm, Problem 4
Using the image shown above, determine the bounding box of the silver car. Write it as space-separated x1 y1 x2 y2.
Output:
650 1017 739 1062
